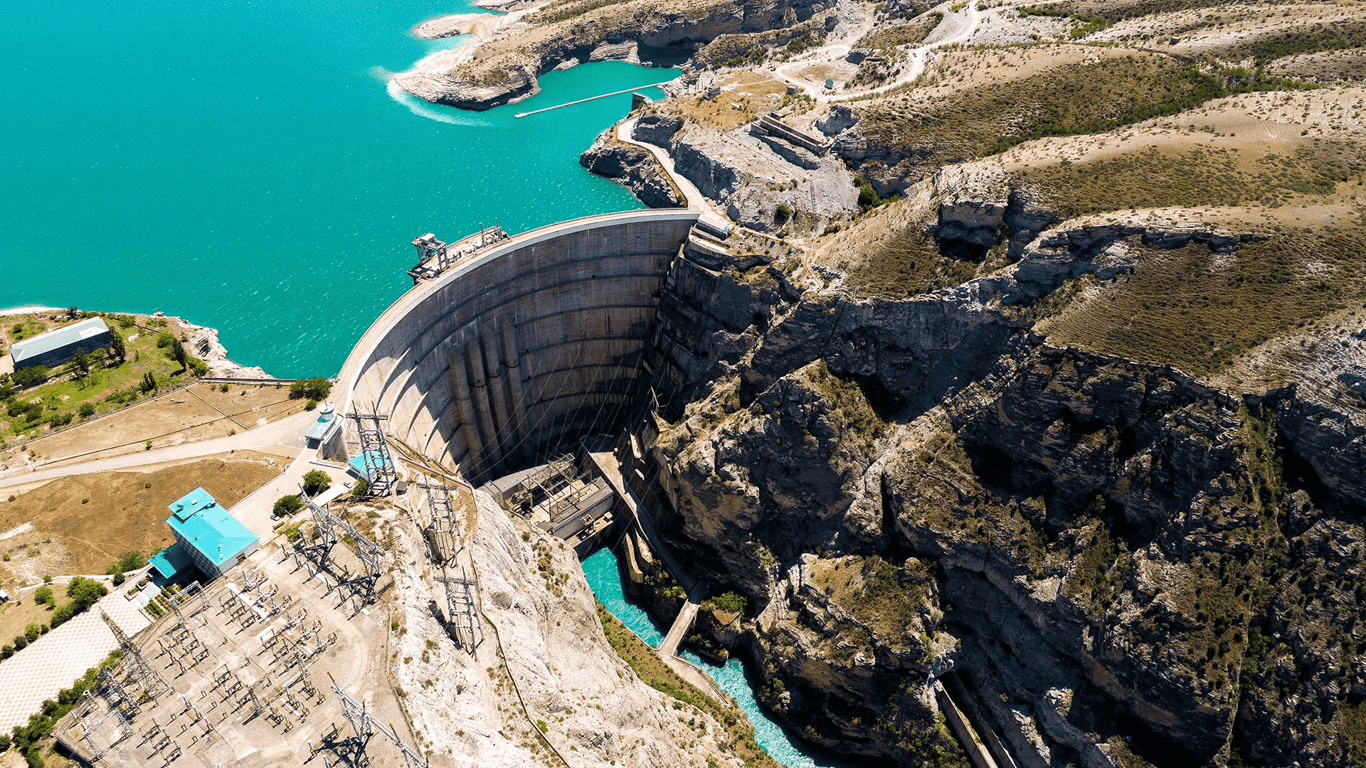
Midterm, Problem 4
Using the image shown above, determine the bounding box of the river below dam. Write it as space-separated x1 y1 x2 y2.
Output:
582 547 842 768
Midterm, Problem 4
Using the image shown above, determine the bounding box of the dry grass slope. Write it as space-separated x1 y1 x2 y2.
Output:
1039 226 1366 375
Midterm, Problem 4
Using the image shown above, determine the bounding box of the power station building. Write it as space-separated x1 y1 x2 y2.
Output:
10 317 113 370
149 488 260 581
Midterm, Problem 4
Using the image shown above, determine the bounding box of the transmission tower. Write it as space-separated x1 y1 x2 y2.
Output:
100 610 168 700
435 568 482 652
422 483 459 565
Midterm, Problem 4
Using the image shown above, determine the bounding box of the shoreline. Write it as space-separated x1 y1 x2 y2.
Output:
0 306 271 380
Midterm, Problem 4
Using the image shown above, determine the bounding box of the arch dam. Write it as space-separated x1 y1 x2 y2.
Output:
334 208 708 485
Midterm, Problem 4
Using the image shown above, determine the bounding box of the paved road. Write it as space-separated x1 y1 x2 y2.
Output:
616 117 710 214
0 409 316 492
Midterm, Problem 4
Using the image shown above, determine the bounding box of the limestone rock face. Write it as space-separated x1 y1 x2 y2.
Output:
579 136 685 208
639 119 858 231
389 491 750 768
815 105 857 136
633 202 1366 767
407 0 834 110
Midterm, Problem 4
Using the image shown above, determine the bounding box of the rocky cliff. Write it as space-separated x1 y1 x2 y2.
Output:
625 186 1366 768
397 0 833 110
386 489 773 767
579 134 685 208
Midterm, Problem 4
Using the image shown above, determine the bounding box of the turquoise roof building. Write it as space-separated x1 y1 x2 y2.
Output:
151 488 259 580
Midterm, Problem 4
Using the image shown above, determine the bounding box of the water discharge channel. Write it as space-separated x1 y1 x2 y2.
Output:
581 548 840 768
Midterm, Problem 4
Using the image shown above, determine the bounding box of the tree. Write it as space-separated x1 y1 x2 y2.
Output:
351 478 369 498
273 495 304 517
13 636 26 651
170 337 188 371
289 377 332 401
11 365 49 388
50 602 76 628
33 587 52 606
71 348 90 381
112 551 146 574
140 371 157 393
108 329 126 364
66 577 107 609
24 624 40 642
302 470 332 496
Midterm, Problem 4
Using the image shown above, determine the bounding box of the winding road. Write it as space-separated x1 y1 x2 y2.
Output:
772 2 983 103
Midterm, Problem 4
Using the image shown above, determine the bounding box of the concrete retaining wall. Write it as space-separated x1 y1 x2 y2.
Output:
338 210 699 483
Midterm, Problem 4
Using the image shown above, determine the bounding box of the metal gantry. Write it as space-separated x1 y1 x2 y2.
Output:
421 483 460 566
351 412 398 497
101 610 169 701
435 568 482 653
298 492 386 606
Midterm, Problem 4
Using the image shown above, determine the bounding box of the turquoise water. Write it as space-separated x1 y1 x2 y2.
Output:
581 547 840 768
1 0 673 377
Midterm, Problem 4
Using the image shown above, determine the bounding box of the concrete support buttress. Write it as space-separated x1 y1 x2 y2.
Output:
498 316 529 461
463 333 500 476
447 349 485 479
481 321 513 465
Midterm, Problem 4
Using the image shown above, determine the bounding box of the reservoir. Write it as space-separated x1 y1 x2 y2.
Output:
1 0 670 377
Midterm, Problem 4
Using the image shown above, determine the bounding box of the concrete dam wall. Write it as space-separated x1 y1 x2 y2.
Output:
337 209 700 482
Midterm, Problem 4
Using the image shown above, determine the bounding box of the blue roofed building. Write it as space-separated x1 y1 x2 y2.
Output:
11 317 113 370
348 450 394 483
150 488 259 581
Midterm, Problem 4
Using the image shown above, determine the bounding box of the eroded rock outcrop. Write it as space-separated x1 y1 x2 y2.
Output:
579 136 685 208
627 207 1366 768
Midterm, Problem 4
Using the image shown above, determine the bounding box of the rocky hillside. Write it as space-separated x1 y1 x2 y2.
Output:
599 3 1366 763
391 0 1366 765
633 186 1366 766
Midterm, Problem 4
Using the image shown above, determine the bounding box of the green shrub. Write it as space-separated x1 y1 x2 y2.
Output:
302 470 332 496
155 331 175 348
13 636 27 651
351 478 369 498
273 495 304 516
23 624 40 642
710 591 747 615
32 587 52 606
290 377 332 401
78 402 96 418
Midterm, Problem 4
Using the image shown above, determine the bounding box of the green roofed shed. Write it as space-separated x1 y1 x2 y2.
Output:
11 317 113 370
